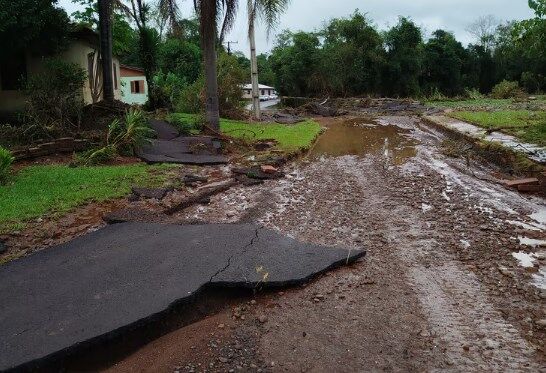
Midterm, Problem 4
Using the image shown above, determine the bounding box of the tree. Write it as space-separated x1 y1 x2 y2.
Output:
321 11 384 96
529 0 546 17
422 30 467 96
0 0 70 56
270 31 321 96
194 0 290 131
466 15 499 52
383 17 423 97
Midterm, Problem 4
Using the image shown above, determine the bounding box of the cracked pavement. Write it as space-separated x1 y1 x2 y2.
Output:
0 223 363 371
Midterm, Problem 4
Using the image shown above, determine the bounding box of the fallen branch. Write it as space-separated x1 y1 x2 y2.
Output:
164 179 239 215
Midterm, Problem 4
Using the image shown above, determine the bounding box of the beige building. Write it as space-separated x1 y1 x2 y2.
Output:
0 28 121 117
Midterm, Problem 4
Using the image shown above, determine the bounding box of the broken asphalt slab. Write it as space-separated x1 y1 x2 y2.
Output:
140 120 228 165
0 222 364 372
149 119 180 141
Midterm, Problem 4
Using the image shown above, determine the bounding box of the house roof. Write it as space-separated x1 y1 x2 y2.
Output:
70 26 100 47
243 84 275 90
120 65 145 74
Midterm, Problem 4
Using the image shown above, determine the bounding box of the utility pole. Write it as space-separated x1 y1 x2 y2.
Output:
227 41 238 55
249 16 261 120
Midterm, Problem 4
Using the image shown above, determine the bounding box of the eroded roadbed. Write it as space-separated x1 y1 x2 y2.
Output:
0 222 363 372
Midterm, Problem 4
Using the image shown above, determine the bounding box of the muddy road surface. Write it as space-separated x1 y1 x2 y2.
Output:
107 116 546 372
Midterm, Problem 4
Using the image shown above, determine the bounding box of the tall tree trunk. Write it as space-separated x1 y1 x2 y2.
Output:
200 0 220 131
249 16 261 120
138 27 158 109
98 0 114 101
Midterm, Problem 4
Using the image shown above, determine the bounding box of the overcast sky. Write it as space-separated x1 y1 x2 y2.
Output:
58 0 534 56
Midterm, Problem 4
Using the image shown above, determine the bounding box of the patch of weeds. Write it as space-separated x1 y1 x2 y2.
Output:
476 140 544 174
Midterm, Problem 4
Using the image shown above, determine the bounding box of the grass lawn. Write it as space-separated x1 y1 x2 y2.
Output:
0 164 173 231
426 96 546 111
169 113 322 153
449 110 546 146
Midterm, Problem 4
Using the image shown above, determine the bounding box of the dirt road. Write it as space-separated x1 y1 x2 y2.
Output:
108 116 546 372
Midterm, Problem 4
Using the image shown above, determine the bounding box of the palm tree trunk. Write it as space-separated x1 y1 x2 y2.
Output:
98 0 114 101
200 0 220 131
249 16 261 120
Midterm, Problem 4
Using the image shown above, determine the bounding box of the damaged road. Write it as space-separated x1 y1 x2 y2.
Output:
107 115 546 372
0 223 362 372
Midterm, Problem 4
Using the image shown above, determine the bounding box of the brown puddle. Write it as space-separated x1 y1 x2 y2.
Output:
309 117 418 165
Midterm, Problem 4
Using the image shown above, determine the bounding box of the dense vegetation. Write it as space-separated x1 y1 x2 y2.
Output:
266 4 546 98
1 0 545 112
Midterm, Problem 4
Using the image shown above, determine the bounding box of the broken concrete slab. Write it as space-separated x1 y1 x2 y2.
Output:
0 223 364 371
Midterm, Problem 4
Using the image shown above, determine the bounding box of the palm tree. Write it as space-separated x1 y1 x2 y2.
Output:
98 0 114 101
194 0 290 131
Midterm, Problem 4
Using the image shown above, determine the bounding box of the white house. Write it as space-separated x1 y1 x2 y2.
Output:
120 65 148 105
242 84 277 99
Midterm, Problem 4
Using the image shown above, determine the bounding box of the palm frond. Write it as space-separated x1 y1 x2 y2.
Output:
219 0 239 43
158 0 182 35
254 0 290 37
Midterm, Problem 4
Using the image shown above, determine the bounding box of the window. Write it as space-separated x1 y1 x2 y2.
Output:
0 52 27 91
113 63 118 90
130 80 146 94
261 89 265 95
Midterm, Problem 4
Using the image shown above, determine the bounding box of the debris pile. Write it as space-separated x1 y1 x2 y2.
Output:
502 176 546 195
281 97 442 116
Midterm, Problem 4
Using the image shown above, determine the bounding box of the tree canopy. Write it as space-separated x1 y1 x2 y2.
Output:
0 0 70 57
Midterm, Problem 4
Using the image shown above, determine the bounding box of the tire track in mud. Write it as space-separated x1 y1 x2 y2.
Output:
178 116 544 371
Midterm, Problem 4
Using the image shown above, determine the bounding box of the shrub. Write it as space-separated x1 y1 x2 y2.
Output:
175 77 204 114
174 52 246 119
464 88 484 100
75 145 117 166
520 72 544 94
491 80 525 99
23 58 86 140
77 108 154 165
168 113 204 135
153 71 188 110
425 87 448 101
107 108 155 155
0 147 14 184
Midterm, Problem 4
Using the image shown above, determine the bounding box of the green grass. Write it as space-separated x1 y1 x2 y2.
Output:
449 110 546 146
426 96 546 111
0 164 174 231
169 113 322 152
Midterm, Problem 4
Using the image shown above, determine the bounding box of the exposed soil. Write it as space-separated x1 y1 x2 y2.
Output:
107 115 545 372
3 114 545 371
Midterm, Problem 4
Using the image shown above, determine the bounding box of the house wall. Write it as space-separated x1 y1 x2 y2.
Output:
0 40 121 117
242 89 252 99
120 76 148 105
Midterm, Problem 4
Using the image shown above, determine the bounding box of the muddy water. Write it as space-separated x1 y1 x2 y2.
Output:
309 117 418 164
